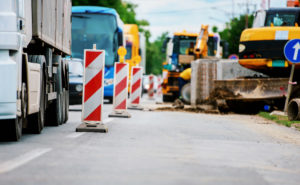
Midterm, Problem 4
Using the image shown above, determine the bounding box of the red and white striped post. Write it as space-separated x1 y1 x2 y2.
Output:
109 62 131 118
128 66 143 110
76 46 107 132
148 75 155 100
157 76 162 97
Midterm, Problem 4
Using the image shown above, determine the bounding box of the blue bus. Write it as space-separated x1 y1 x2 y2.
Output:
71 6 124 103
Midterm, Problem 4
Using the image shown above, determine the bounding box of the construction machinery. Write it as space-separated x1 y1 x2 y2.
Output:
162 26 220 102
124 24 142 92
213 5 300 114
0 0 72 141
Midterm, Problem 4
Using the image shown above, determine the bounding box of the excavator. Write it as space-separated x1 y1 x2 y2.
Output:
213 0 300 114
161 25 221 102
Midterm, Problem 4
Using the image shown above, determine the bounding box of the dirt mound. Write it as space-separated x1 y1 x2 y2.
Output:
208 87 241 101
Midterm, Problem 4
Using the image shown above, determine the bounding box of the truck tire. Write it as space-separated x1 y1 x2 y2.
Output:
46 92 63 126
181 83 191 104
163 94 175 102
4 118 22 141
27 60 46 134
64 89 69 123
63 60 69 123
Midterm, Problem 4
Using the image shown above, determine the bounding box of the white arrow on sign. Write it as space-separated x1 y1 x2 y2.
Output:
293 42 300 60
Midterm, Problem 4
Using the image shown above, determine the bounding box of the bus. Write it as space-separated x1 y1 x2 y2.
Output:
71 6 124 103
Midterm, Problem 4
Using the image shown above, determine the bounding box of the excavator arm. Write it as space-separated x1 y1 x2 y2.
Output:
194 25 209 59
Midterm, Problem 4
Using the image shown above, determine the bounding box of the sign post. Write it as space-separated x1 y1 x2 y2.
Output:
283 39 300 112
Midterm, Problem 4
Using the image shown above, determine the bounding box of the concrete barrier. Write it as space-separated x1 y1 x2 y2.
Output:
191 59 265 106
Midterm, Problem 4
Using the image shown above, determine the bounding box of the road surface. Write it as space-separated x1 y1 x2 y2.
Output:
0 99 300 185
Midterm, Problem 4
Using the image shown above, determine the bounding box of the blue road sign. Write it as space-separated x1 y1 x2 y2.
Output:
228 54 238 60
284 39 300 63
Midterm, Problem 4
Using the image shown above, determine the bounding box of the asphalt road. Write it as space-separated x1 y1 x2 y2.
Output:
1 99 300 185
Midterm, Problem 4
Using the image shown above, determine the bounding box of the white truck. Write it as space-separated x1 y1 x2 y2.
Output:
0 0 72 141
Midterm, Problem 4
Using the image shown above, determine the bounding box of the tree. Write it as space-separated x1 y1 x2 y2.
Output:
146 32 169 75
219 14 254 55
72 0 149 26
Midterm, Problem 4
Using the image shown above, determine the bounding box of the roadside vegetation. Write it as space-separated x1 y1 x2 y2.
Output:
258 112 300 130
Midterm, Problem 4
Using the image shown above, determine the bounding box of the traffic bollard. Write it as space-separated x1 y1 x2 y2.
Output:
109 62 131 118
128 66 143 110
76 48 107 132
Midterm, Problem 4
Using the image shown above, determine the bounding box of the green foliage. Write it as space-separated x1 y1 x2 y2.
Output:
72 0 149 26
219 14 254 55
258 112 300 127
146 32 169 75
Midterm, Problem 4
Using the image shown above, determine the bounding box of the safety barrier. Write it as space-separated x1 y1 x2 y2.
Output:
128 66 143 110
109 62 131 118
76 48 107 132
148 75 155 100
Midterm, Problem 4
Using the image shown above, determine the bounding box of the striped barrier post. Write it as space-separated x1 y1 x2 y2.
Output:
148 75 155 100
157 76 162 97
109 62 131 118
128 66 143 110
76 48 107 132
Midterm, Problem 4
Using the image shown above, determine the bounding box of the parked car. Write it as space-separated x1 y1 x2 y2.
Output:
68 58 83 105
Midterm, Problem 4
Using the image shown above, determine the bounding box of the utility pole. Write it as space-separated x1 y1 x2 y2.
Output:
245 0 249 28
232 0 235 19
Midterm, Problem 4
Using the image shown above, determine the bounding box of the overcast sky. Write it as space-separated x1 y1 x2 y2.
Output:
126 0 286 41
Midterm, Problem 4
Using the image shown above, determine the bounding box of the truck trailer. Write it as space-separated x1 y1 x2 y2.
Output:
0 0 72 141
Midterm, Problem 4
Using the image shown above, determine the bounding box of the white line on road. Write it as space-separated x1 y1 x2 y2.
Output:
66 132 86 138
103 118 114 124
0 148 52 174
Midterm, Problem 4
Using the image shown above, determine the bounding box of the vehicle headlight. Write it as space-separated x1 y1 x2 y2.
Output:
104 79 114 86
75 84 83 92
145 84 150 89
239 44 246 53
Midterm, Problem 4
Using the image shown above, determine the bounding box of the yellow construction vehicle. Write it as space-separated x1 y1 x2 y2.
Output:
239 7 300 77
213 4 300 115
161 26 220 102
124 24 142 91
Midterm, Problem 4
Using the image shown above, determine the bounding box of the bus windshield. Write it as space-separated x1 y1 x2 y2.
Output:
72 14 118 66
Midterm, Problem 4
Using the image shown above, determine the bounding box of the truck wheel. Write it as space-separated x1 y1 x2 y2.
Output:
46 93 63 126
60 90 66 124
181 83 191 104
27 67 45 134
6 117 22 141
64 90 69 123
163 94 174 102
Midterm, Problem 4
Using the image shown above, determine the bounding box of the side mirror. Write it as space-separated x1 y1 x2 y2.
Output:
118 31 123 46
161 37 171 53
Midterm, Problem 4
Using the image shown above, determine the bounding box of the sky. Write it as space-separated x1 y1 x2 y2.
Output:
126 0 286 41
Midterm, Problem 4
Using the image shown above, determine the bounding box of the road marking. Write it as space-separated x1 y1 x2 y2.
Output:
66 132 86 138
0 148 52 174
103 118 114 124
